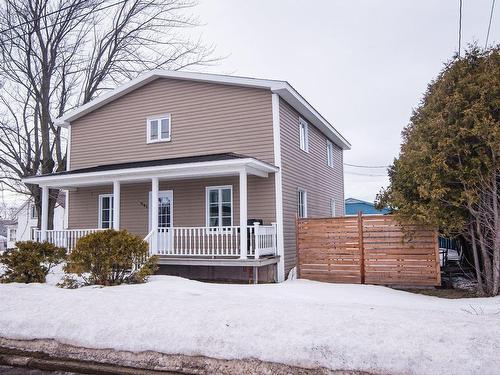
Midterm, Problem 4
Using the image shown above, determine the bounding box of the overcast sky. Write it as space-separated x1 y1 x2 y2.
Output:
195 0 499 203
1 1 497 209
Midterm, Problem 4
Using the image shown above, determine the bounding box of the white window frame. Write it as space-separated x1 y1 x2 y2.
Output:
297 188 308 218
98 194 114 229
146 114 171 144
326 140 334 167
205 185 233 227
299 117 309 152
8 228 16 242
29 204 37 220
330 198 336 217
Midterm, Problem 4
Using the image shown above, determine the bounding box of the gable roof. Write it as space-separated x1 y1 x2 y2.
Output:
13 192 67 217
344 197 390 216
55 70 351 150
345 198 372 205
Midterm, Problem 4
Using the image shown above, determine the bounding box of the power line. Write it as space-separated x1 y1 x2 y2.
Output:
343 162 389 169
458 0 463 57
345 171 388 177
485 0 496 48
0 2 82 35
0 0 126 44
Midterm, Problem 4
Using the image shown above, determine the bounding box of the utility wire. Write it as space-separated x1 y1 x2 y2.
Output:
0 2 83 34
485 0 496 48
345 171 388 177
458 0 463 57
0 0 126 44
343 162 389 169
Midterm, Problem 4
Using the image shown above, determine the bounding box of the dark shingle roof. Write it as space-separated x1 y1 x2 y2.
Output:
32 153 254 178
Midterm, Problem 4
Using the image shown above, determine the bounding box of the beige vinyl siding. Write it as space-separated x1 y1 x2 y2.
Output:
68 176 275 236
280 99 345 274
70 78 275 169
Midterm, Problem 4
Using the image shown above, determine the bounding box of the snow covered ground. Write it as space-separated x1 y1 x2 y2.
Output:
0 274 499 375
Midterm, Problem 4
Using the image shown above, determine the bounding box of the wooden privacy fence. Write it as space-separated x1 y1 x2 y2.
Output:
297 214 441 286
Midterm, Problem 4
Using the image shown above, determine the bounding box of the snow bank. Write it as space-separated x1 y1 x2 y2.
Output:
0 276 499 375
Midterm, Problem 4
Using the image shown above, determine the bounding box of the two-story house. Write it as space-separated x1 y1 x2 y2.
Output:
23 71 350 282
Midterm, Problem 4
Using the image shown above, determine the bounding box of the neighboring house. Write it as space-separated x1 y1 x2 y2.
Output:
23 70 350 282
0 234 7 252
2 219 17 249
6 195 66 247
345 198 390 216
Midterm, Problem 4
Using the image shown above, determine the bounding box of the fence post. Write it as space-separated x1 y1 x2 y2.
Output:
357 211 365 284
295 214 300 279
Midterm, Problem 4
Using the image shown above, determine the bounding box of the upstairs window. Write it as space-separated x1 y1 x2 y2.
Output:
299 118 309 152
147 115 171 143
297 189 307 218
98 194 114 229
327 140 334 167
206 186 232 227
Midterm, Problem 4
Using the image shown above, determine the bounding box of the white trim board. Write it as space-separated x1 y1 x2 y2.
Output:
54 70 350 150
22 158 278 188
272 93 285 283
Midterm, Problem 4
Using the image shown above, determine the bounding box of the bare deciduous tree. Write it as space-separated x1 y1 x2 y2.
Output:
0 0 217 227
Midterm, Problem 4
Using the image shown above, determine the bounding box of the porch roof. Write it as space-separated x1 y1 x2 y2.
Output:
22 153 278 188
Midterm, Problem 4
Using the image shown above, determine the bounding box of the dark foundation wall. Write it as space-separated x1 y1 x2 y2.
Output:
156 264 277 283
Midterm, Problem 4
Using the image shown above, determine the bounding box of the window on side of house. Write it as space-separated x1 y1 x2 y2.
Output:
147 114 171 143
299 117 309 152
297 189 307 218
30 204 37 220
330 198 336 217
327 140 334 167
206 186 232 227
8 228 16 241
98 194 114 229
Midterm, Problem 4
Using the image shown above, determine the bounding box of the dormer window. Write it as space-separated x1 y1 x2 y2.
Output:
147 115 171 143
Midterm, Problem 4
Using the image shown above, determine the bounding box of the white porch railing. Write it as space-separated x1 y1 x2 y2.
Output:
32 229 103 253
253 223 277 258
33 224 278 259
146 224 277 259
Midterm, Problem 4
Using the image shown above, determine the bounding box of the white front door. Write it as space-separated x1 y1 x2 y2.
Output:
149 190 173 253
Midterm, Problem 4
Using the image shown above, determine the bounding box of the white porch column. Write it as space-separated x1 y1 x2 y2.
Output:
151 177 159 252
239 169 248 259
40 185 49 241
113 181 120 230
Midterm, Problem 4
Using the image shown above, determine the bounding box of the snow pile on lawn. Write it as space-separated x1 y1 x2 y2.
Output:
0 277 499 375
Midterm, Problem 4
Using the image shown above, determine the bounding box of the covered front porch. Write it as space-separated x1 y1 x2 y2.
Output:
25 154 280 277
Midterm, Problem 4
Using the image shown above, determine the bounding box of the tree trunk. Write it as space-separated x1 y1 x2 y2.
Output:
469 224 485 295
491 170 500 295
475 216 493 295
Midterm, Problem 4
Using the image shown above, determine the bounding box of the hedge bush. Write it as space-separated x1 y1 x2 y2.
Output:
63 229 157 287
0 241 66 283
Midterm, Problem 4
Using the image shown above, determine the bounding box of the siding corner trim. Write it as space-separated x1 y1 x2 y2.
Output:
272 93 285 282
